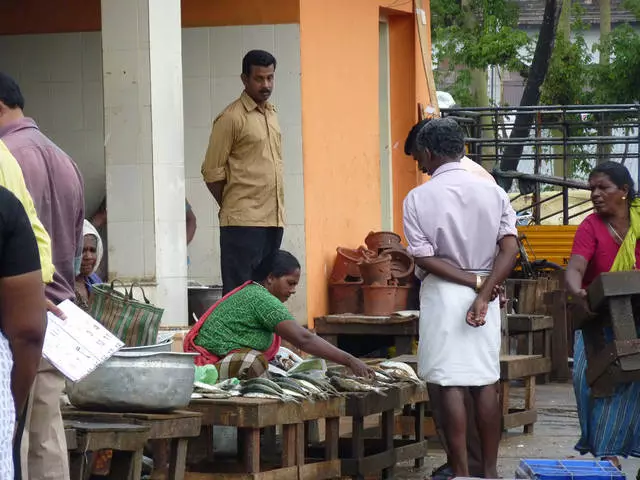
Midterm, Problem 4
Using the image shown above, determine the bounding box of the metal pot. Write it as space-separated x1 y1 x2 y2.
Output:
120 337 173 354
66 351 197 413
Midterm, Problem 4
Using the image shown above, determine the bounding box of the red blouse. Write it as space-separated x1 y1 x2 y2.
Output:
571 213 640 288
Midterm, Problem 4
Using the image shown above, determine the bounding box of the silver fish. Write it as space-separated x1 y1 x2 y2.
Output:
243 377 286 395
330 376 388 395
241 384 300 403
379 361 421 381
273 378 314 398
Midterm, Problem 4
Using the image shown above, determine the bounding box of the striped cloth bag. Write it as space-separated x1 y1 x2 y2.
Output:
89 281 164 347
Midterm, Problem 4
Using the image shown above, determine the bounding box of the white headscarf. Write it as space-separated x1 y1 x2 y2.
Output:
82 219 104 275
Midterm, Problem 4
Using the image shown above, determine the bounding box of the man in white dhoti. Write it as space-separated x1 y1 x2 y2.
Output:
403 118 518 478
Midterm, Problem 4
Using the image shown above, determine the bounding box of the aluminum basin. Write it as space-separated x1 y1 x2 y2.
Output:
66 351 197 413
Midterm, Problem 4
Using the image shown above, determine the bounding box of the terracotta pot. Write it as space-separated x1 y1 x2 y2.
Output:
394 286 412 311
330 247 362 283
383 248 415 285
328 282 363 314
365 231 402 253
362 285 397 316
358 254 392 286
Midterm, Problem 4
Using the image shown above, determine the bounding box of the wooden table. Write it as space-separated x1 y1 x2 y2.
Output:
314 313 418 356
338 384 429 480
187 397 344 479
65 420 150 480
63 409 202 480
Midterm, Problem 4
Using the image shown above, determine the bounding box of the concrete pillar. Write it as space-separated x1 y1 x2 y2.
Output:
101 0 187 326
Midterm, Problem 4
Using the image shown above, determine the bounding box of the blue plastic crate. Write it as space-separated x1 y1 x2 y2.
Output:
516 459 626 480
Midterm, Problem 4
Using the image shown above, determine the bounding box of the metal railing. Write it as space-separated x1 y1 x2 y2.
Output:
441 104 640 225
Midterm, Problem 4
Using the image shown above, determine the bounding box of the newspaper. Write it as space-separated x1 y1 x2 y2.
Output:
42 300 124 382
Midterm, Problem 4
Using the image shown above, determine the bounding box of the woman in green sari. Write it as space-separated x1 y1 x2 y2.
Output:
185 250 372 380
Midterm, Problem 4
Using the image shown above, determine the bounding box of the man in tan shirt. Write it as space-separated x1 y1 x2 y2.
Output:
202 50 284 294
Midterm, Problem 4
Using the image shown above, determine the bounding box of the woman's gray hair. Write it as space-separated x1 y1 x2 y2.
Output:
416 117 465 159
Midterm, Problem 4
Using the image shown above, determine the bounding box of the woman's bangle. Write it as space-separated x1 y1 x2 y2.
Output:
475 275 484 292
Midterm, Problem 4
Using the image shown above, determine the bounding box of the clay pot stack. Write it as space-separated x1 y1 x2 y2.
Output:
328 231 415 316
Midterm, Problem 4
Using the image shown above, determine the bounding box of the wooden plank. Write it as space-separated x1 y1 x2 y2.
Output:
242 428 260 474
341 450 395 477
414 402 426 468
394 439 430 464
381 410 395 479
189 397 344 429
394 415 437 438
185 460 341 480
587 271 640 311
508 315 554 333
168 439 188 480
324 417 339 461
500 355 552 380
295 423 305 467
544 290 571 381
524 376 536 434
63 409 203 439
281 424 296 468
503 409 537 430
351 416 365 461
315 322 418 336
65 421 150 452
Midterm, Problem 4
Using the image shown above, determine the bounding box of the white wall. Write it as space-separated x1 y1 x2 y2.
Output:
0 23 308 322
0 32 105 216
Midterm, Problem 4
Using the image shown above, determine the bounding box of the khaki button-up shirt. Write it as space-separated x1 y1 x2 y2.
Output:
201 92 284 227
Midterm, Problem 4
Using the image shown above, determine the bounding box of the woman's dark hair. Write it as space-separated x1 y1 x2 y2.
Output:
590 161 637 202
242 50 277 77
252 250 300 282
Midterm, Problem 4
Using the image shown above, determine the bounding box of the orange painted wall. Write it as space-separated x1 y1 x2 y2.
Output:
0 0 298 35
299 0 431 323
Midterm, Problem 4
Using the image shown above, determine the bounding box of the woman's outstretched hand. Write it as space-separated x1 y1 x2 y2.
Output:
347 357 375 379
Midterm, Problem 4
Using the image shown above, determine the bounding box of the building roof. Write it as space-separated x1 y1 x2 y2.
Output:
517 0 637 26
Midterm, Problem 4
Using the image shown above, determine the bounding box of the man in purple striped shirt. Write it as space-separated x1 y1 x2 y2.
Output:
0 72 84 480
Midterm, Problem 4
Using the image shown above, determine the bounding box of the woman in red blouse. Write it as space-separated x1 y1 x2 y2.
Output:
566 161 640 467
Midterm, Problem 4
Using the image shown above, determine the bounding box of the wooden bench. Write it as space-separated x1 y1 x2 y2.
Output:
186 397 343 479
500 354 551 434
508 314 554 382
65 420 150 480
63 409 202 480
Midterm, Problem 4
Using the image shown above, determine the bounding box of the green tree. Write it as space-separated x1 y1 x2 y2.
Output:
431 0 532 107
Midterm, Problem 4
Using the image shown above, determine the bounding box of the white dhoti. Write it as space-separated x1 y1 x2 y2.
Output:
417 274 501 387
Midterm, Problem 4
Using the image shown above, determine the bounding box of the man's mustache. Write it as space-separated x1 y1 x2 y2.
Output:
260 89 271 94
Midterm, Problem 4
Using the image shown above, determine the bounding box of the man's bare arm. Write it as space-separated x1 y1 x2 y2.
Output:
206 181 226 208
414 257 476 288
0 271 46 414
475 235 519 301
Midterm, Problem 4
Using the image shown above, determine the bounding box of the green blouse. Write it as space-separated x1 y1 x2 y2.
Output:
194 283 294 356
